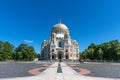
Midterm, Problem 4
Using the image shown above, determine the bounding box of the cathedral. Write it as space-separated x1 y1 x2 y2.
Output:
41 20 79 61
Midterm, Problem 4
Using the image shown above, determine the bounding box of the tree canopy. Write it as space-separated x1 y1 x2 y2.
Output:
80 40 120 62
0 40 40 61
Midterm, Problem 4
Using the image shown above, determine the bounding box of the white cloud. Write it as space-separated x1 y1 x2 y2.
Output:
24 40 33 43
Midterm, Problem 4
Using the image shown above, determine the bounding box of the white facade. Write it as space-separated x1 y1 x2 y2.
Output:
41 21 79 61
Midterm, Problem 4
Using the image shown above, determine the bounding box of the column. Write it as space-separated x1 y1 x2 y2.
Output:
50 53 52 60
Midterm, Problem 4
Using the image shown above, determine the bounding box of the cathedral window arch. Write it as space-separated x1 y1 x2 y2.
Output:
65 49 68 52
59 42 62 47
52 49 54 52
65 53 69 59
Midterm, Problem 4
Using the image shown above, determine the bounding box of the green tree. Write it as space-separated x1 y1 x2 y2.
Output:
34 53 40 59
24 46 36 60
17 51 23 60
2 42 14 60
14 44 37 61
96 48 103 60
81 40 120 62
14 44 27 60
0 41 3 60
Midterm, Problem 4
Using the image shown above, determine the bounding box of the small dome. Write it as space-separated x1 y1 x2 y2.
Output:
53 23 68 30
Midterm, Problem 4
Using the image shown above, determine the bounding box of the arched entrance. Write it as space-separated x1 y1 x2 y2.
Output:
52 53 56 60
57 51 64 61
65 53 69 59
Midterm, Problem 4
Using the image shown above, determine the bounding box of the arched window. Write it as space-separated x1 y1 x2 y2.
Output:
65 53 69 59
65 49 68 52
52 49 54 52
59 42 62 47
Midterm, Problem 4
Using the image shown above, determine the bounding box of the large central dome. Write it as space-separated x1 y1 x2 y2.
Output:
51 21 69 38
53 23 68 30
51 22 69 34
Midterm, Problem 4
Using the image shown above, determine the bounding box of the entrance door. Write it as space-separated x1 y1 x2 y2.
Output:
52 53 56 60
65 53 69 59
57 51 63 61
58 53 62 59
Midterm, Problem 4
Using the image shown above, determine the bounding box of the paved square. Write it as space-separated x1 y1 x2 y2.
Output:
0 62 120 80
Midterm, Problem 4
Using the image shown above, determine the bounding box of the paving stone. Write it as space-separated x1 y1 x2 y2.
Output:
0 62 120 80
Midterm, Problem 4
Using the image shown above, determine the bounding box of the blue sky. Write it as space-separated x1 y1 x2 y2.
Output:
0 0 120 53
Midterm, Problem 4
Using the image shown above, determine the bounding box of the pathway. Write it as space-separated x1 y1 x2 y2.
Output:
0 62 120 80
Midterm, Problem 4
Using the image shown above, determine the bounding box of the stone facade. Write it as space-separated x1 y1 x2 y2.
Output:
41 21 79 61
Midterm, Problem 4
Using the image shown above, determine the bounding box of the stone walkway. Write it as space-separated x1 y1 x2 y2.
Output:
0 62 120 80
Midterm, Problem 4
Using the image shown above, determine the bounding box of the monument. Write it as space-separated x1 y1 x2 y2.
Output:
41 20 79 61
